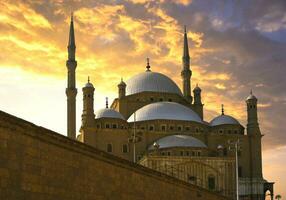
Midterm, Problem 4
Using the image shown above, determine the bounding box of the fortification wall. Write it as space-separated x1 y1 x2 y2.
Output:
0 110 227 200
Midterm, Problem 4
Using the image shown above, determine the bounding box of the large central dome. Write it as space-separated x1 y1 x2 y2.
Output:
127 102 202 123
125 71 183 96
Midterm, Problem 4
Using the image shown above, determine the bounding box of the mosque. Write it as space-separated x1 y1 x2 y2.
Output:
65 15 273 200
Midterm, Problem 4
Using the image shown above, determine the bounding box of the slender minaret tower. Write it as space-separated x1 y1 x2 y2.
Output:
193 84 203 119
82 77 95 127
181 26 192 103
66 13 77 139
246 90 263 199
118 78 126 99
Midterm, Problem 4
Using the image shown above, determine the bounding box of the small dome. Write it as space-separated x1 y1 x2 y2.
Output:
148 135 207 150
84 82 94 88
95 108 125 120
125 71 183 96
246 94 257 100
127 102 202 123
193 84 201 92
118 79 126 87
84 77 94 88
210 115 240 126
246 90 257 100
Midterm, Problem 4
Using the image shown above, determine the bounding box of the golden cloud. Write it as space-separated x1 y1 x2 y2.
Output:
0 0 246 126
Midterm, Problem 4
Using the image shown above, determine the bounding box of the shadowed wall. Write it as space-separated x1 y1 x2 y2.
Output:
0 110 227 200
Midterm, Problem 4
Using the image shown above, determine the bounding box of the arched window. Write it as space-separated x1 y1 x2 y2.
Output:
208 176 215 190
223 147 228 156
107 144 113 153
122 144 129 153
238 166 242 177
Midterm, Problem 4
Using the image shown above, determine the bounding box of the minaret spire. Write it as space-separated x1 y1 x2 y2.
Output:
181 25 193 103
68 12 76 61
66 12 77 139
183 25 190 64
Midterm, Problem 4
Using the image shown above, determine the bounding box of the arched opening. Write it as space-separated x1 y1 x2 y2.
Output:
208 175 215 191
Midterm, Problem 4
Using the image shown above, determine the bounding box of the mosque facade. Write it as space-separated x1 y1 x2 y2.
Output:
65 15 273 200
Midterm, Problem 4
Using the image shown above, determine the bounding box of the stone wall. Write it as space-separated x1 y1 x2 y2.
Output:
140 155 236 198
0 110 228 200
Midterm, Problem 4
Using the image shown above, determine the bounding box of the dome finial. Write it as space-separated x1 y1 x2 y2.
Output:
105 97 108 108
88 76 90 83
146 58 151 71
250 89 253 95
221 104 224 115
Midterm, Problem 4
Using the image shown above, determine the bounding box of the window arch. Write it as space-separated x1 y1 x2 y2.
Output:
122 144 129 153
107 144 113 153
208 175 215 190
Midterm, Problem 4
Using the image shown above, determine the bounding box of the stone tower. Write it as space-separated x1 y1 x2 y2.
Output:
246 90 263 199
66 13 77 139
193 84 203 119
181 26 192 103
118 78 126 99
82 77 95 127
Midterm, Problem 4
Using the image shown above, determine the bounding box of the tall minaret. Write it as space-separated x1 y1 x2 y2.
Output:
246 90 263 199
181 26 192 103
66 13 77 139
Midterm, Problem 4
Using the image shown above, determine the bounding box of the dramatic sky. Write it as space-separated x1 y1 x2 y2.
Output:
0 0 285 197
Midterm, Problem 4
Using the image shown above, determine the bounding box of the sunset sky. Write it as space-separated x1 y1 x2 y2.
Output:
0 0 285 197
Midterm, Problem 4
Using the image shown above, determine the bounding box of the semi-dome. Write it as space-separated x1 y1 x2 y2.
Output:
95 108 125 120
125 71 183 96
148 135 207 150
127 102 202 123
210 115 240 126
